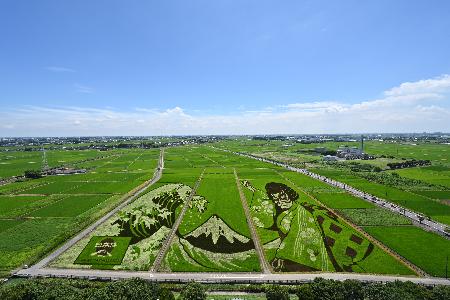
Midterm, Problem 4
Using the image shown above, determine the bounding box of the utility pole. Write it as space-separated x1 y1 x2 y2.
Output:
446 255 448 279
360 135 364 152
41 146 49 172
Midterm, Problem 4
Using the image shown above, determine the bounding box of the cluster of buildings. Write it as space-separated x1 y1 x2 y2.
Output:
336 146 365 159
45 167 87 176
322 146 365 162
322 136 368 161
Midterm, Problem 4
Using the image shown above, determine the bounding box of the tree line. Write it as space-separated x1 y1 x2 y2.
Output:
387 160 431 170
1 277 449 300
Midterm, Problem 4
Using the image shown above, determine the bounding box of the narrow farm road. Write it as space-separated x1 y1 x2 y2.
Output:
234 169 271 274
16 148 165 274
150 168 206 272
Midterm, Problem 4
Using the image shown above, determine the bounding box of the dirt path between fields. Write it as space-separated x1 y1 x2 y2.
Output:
234 169 271 274
150 168 206 272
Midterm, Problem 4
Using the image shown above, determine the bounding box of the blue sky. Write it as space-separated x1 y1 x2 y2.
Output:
1 0 450 136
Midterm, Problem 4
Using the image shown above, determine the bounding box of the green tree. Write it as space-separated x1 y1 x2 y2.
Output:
159 287 175 300
363 281 431 300
265 284 289 300
385 281 430 300
431 285 450 300
363 283 392 300
24 169 42 179
296 284 314 300
180 282 206 300
343 280 363 300
310 278 345 300
100 278 161 300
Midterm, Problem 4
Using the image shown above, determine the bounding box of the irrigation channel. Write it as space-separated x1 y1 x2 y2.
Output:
225 150 450 239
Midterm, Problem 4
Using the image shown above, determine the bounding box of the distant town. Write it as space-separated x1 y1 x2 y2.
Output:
1 133 449 150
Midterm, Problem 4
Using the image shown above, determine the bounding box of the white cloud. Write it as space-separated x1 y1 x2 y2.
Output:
1 75 450 136
45 66 76 73
74 84 94 94
282 101 348 113
384 75 450 97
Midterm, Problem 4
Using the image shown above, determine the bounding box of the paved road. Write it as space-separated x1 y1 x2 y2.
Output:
234 169 271 274
15 268 450 286
16 148 165 275
231 151 449 239
150 169 205 272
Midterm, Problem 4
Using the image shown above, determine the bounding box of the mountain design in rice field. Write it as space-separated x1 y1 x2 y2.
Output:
184 215 255 253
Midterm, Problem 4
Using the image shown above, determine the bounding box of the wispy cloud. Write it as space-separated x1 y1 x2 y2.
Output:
1 75 450 136
45 66 76 73
74 83 94 94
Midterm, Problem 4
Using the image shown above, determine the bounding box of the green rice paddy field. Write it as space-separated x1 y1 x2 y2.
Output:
0 148 160 275
52 146 418 276
213 140 450 277
1 142 450 279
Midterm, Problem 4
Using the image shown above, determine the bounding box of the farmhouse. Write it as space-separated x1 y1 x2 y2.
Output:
336 146 364 159
47 167 87 176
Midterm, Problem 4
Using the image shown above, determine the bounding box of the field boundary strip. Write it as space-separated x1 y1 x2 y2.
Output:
150 168 206 272
233 168 271 274
201 154 226 168
16 194 72 219
276 171 427 277
14 148 165 274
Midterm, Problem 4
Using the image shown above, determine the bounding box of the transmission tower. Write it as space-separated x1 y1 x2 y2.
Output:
42 147 49 172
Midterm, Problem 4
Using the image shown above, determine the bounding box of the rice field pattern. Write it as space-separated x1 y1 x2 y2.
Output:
162 171 261 272
242 180 374 273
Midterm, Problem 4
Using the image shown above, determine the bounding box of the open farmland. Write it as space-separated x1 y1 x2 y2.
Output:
237 168 414 275
390 165 450 189
48 145 420 276
51 147 205 271
310 167 450 226
0 149 106 179
213 139 450 277
162 169 260 272
51 183 193 270
0 148 160 275
215 140 450 226
0 151 43 178
3 140 450 282
365 226 450 277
